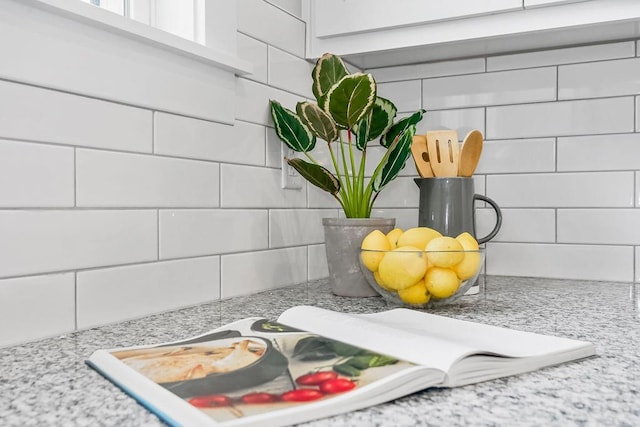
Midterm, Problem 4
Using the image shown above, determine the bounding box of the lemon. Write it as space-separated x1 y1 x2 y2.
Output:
453 251 482 280
378 246 427 290
397 227 442 250
425 236 464 268
398 280 431 305
373 271 395 291
360 229 391 272
455 232 479 251
424 267 461 298
386 228 404 249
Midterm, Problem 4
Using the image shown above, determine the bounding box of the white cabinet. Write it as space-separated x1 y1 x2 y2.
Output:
524 0 587 7
305 0 640 69
312 0 521 38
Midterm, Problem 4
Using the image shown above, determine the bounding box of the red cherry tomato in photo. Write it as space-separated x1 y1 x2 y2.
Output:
241 392 280 404
295 371 339 386
281 389 325 402
188 394 233 408
319 378 356 394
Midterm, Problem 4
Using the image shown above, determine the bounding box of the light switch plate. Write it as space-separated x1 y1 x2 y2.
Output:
281 145 303 190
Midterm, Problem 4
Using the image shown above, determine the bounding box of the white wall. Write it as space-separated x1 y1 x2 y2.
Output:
3 0 639 348
0 0 335 347
369 40 640 283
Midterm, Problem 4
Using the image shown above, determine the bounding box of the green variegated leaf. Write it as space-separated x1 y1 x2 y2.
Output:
355 96 397 150
287 158 340 195
325 73 376 129
296 101 338 143
312 53 349 101
372 125 416 192
380 109 425 148
270 100 316 152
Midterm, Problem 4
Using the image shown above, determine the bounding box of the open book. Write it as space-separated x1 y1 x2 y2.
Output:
87 306 595 427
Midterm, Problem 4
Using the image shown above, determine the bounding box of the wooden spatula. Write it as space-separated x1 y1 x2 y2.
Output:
425 130 459 177
411 135 434 178
458 130 484 177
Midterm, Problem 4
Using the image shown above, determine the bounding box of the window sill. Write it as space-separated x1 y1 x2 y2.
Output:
26 0 253 75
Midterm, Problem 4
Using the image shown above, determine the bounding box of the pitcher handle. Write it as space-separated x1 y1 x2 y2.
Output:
473 194 502 244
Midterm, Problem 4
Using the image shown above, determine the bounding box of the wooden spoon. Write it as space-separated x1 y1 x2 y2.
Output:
411 135 434 178
458 130 484 177
425 130 459 177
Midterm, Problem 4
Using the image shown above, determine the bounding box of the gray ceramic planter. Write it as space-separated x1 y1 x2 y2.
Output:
322 217 396 297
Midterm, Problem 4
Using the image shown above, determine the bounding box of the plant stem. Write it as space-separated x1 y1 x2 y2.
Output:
338 131 353 214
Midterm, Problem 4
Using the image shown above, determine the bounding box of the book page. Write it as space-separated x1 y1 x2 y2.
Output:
278 306 595 375
89 316 441 427
360 308 594 358
278 306 476 372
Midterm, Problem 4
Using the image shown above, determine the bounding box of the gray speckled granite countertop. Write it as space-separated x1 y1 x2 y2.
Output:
1 276 638 426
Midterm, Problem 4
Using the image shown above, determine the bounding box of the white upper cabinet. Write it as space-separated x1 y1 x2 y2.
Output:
312 0 521 38
305 0 640 69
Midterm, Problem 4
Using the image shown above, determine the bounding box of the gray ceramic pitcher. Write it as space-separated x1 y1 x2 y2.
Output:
414 177 502 244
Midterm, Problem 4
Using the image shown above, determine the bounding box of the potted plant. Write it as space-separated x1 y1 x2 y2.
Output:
270 53 425 297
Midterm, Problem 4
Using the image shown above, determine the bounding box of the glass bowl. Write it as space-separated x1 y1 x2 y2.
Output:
359 248 485 308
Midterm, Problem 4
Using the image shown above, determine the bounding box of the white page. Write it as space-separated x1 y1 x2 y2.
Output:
359 308 594 359
278 306 475 372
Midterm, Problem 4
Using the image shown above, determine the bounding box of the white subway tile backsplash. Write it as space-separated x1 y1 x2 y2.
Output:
476 138 555 174
237 33 268 84
265 0 303 18
0 210 157 278
0 80 152 152
0 140 74 207
77 257 220 328
221 247 307 298
308 244 329 281
0 273 75 347
559 58 640 100
558 133 640 171
266 127 287 169
487 242 634 282
487 97 635 139
156 114 265 166
307 185 341 209
479 208 555 243
154 113 234 161
369 58 485 83
558 209 640 244
269 209 330 247
636 97 640 132
220 164 306 208
237 0 305 57
377 80 422 113
487 172 634 207
76 149 219 207
370 208 419 230
487 41 635 71
417 108 485 138
159 210 269 259
268 47 314 98
235 78 301 126
637 172 640 207
374 177 420 209
422 68 556 109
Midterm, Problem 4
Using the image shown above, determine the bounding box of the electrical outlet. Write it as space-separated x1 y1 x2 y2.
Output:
281 145 303 190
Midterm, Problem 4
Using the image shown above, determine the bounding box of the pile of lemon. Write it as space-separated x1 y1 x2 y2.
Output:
360 227 482 305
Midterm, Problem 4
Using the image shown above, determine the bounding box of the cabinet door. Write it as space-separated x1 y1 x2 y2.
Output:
311 0 521 38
